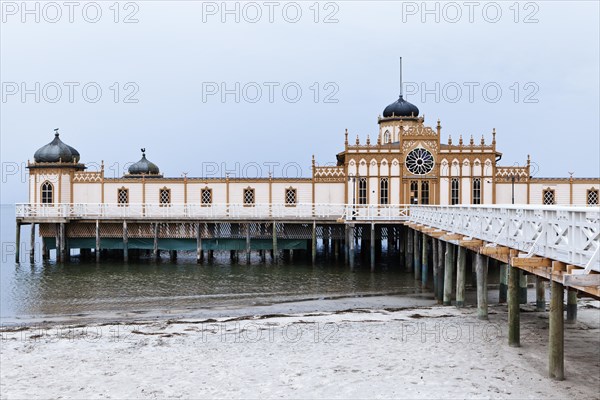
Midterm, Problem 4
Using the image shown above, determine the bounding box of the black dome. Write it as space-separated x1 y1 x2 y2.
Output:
382 95 419 118
128 150 160 175
34 131 80 163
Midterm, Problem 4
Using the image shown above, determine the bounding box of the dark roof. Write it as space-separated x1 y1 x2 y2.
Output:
128 149 161 175
33 131 80 163
382 95 419 118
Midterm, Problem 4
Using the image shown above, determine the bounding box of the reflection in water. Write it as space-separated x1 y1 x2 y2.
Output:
2 206 420 321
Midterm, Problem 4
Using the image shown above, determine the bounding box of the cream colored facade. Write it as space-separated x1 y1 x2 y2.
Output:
26 101 600 208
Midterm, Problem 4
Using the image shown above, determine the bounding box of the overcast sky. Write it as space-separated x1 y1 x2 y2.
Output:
1 0 599 204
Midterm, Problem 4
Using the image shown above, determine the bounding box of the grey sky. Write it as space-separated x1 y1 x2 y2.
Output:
1 0 599 204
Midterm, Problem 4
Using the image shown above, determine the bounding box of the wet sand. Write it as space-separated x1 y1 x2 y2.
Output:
1 295 599 399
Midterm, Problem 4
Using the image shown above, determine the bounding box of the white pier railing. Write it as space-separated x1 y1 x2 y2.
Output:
409 205 600 271
15 203 411 221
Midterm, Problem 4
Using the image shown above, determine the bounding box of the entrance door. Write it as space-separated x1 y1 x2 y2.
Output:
409 180 432 204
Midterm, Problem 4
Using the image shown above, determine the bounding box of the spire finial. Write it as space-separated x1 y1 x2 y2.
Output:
141 148 146 157
345 128 348 144
399 56 403 98
459 135 463 146
448 135 452 145
356 135 360 145
54 128 59 137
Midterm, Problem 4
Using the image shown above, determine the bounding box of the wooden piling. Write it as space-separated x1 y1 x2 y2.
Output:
566 288 577 324
123 221 128 262
399 226 405 269
519 272 528 304
334 238 339 262
272 222 278 264
549 278 564 380
536 276 546 311
95 220 100 262
246 224 251 263
196 223 202 263
312 221 317 265
456 246 466 308
476 253 488 320
437 240 444 303
349 224 355 270
420 233 428 286
55 223 60 262
370 223 375 271
42 240 49 261
15 222 21 263
508 263 520 347
499 263 508 303
153 223 159 260
443 242 454 305
414 230 421 281
406 227 413 272
432 238 438 299
59 222 66 263
29 223 35 263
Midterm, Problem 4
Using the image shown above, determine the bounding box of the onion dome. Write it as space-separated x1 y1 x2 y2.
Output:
33 129 80 163
128 148 161 176
382 95 419 118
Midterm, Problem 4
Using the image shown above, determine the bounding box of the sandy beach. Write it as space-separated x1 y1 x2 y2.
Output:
1 295 599 399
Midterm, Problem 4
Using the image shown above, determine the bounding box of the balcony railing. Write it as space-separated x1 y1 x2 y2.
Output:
15 203 411 221
409 205 600 271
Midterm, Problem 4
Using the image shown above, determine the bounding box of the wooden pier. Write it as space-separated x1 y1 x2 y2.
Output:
14 202 600 380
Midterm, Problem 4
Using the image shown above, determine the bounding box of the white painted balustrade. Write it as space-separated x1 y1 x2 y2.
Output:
409 205 600 271
15 203 410 221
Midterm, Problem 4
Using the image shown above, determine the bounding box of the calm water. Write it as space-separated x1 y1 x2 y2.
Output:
1 205 419 322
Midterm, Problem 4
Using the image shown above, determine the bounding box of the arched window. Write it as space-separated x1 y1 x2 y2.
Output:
379 178 389 205
383 130 390 144
159 187 171 206
421 181 430 205
472 178 481 205
451 178 460 205
358 178 367 204
41 181 53 204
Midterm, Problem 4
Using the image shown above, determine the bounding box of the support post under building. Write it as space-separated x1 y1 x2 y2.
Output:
499 263 508 303
370 223 375 270
508 261 520 347
272 222 278 264
312 221 317 265
95 220 100 262
349 224 355 270
414 230 421 281
432 238 438 299
437 240 444 303
443 242 454 306
475 253 488 320
549 270 565 380
566 288 577 324
196 223 202 263
15 223 21 263
406 228 413 272
123 220 128 262
421 233 428 287
536 276 546 311
30 223 36 263
456 246 466 308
